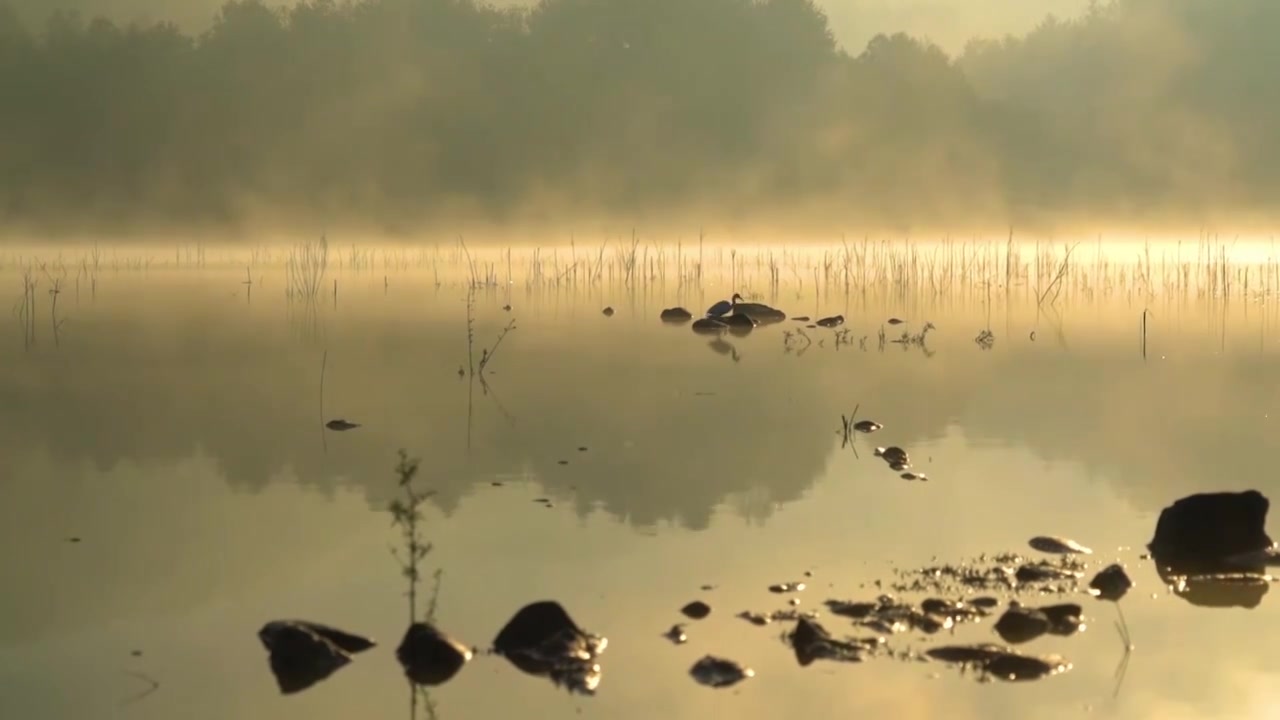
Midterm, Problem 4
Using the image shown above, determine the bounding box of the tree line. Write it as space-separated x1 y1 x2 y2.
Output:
0 0 1276 235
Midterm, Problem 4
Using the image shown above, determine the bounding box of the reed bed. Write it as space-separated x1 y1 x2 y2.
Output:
5 232 1280 313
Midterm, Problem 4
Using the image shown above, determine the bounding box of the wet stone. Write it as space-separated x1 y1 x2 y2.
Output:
396 622 473 687
1089 563 1134 602
257 620 376 695
664 624 688 645
853 420 883 433
492 601 607 696
680 601 712 620
689 655 754 688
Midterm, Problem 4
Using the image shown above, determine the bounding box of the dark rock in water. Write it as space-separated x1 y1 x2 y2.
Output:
258 620 375 695
1149 490 1273 563
691 318 728 335
396 622 473 687
926 643 1071 682
969 597 1000 611
325 419 360 431
681 601 712 620
492 601 606 695
660 307 693 323
1039 603 1084 636
689 655 754 688
874 446 909 467
664 624 689 644
792 316 810 322
602 306 614 316
815 314 845 328
887 318 905 325
1089 564 1133 602
789 617 878 666
993 601 1083 644
720 313 758 330
1148 491 1276 608
993 605 1050 644
853 420 882 433
259 620 375 655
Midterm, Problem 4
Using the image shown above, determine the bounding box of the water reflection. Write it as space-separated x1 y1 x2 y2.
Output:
5 263 1280 718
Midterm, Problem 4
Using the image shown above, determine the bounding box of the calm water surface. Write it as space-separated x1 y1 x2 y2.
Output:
4 242 1280 719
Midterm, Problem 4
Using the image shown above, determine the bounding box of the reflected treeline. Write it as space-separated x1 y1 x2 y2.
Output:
6 295 1280 533
0 0 1277 231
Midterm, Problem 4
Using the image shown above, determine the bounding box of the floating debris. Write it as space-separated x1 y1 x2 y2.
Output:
887 318 905 325
325 419 360 431
1028 536 1094 555
1088 564 1133 602
664 624 689 645
792 316 811 322
689 655 754 688
853 420 883 433
557 460 569 465
396 622 473 686
578 446 588 452
926 644 1071 682
492 601 606 695
257 620 375 694
681 601 712 620
66 537 81 543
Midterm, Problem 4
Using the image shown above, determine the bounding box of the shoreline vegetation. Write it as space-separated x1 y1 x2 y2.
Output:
0 0 1278 236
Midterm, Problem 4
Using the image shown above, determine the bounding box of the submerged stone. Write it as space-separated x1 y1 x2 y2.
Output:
852 420 883 433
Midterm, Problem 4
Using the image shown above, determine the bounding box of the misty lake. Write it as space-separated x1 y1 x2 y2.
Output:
4 237 1280 719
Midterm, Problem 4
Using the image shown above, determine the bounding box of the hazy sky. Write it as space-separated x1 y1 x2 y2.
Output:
10 0 1093 55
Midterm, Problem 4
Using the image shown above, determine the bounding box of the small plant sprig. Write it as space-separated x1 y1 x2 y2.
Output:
387 450 440 624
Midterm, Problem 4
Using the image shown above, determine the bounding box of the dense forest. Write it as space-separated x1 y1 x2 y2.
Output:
0 0 1276 235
